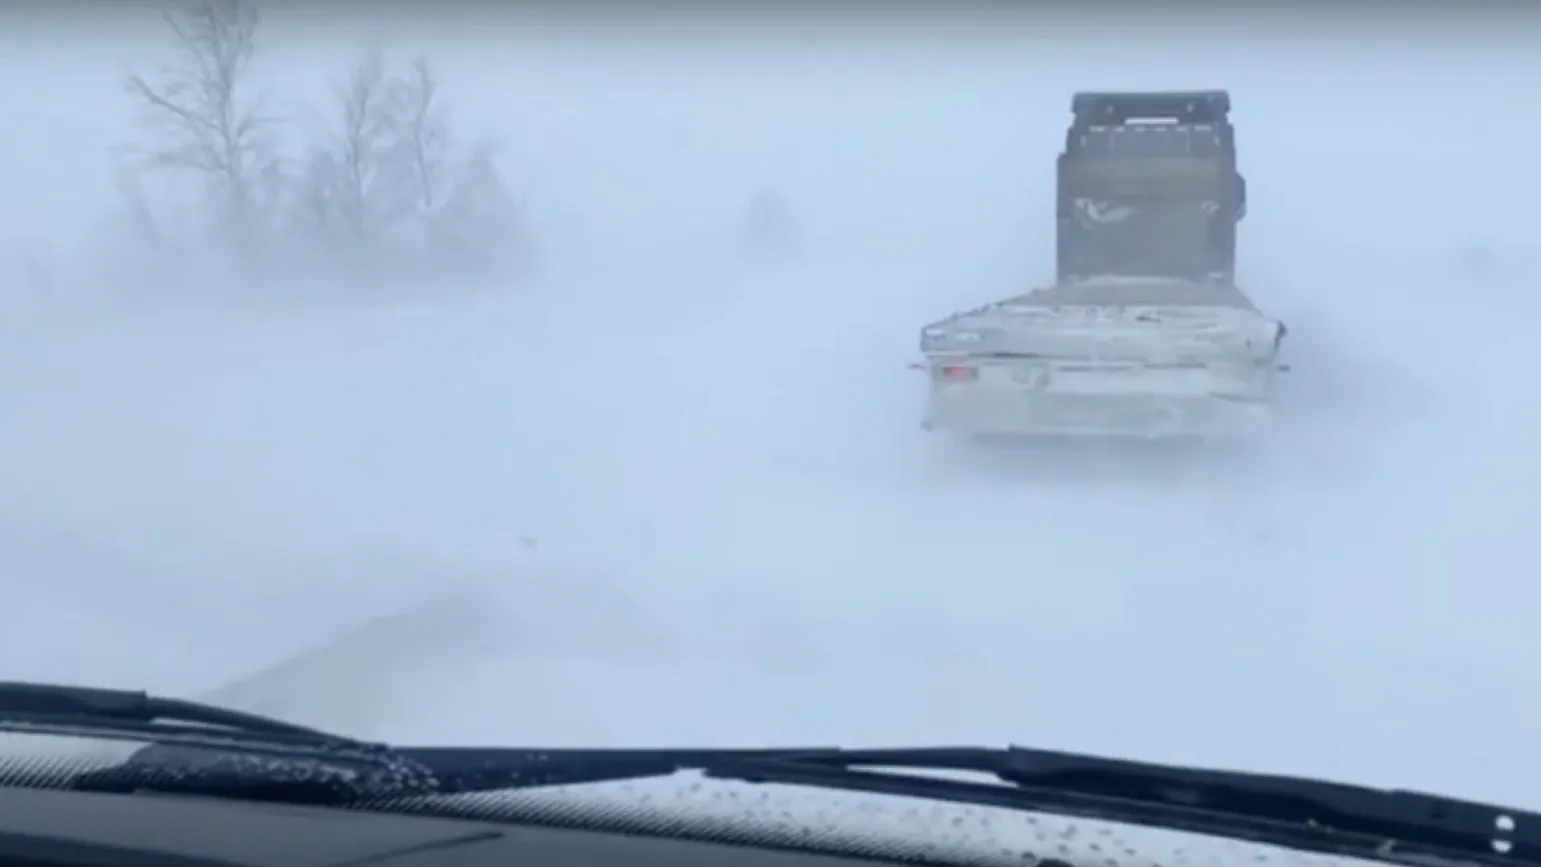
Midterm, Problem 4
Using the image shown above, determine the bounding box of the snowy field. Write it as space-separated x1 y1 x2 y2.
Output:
1 5 1539 814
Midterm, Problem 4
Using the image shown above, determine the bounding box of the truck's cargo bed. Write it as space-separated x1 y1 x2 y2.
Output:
921 278 1281 364
917 277 1286 440
1009 277 1257 310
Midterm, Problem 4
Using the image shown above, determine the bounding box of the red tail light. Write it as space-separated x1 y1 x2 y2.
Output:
939 364 978 381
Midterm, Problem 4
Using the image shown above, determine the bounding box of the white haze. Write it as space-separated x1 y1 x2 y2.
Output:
1 3 1538 812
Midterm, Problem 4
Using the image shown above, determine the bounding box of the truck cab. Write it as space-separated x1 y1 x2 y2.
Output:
1056 90 1247 285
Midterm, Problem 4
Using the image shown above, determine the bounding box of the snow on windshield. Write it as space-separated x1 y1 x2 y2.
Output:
0 5 1537 846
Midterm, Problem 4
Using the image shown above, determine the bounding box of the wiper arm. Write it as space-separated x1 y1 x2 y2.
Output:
7 685 1532 867
0 681 833 804
319 744 1541 867
702 746 1541 867
70 745 845 807
0 680 367 749
0 680 429 803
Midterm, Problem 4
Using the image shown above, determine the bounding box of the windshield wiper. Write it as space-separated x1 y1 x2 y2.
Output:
699 747 1541 866
4 682 1535 867
367 745 1541 865
86 741 1541 866
0 680 432 802
0 680 368 749
0 681 832 803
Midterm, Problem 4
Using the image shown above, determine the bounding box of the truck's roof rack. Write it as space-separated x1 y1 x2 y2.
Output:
1071 90 1231 125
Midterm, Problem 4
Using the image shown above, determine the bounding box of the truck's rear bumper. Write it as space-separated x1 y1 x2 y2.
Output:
923 391 1271 440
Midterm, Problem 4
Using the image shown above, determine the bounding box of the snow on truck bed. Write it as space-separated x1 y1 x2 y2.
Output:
922 277 1279 360
1008 276 1259 311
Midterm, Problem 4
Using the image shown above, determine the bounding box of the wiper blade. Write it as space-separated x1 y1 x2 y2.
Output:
701 746 1541 867
0 680 437 803
8 687 1532 867
0 682 833 805
0 680 368 749
329 745 1538 867
72 745 840 805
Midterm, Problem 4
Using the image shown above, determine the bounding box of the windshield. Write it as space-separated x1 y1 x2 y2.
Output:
1063 197 1227 280
0 6 1534 865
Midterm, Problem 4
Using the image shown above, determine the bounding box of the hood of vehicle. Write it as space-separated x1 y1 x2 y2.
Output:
0 749 1476 867
401 776 1422 867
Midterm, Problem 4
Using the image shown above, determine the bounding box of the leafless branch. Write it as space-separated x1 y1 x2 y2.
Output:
326 48 402 240
382 57 452 225
122 0 276 248
297 52 469 264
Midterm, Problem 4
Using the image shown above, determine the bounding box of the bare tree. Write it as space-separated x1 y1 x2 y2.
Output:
116 24 533 295
306 53 534 282
123 0 275 255
375 57 535 282
387 57 452 227
297 51 445 269
321 48 405 247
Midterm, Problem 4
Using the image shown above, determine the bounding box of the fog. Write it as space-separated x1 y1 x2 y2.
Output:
1 3 1538 811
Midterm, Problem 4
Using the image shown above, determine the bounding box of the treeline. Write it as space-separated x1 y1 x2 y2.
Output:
102 0 533 302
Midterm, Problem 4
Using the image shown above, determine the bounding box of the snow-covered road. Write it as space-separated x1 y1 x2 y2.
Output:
2 7 1539 821
1 242 1536 807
